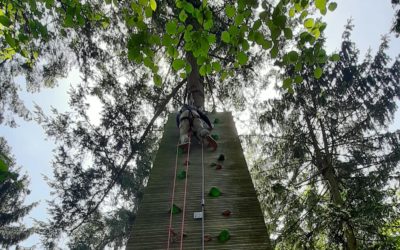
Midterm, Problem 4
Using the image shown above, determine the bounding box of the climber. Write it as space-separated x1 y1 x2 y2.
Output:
176 104 217 151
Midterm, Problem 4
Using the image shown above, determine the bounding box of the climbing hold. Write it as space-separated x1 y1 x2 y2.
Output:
178 147 184 155
222 209 232 217
215 164 223 170
211 134 219 141
217 154 225 162
218 229 230 243
204 234 212 242
209 162 217 167
170 204 182 214
183 160 190 165
209 187 221 197
213 118 220 124
177 170 186 179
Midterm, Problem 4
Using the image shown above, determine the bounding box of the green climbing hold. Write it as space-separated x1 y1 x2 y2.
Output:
210 162 217 167
211 134 219 140
209 187 221 197
218 229 230 243
177 170 186 179
170 204 182 214
213 118 220 124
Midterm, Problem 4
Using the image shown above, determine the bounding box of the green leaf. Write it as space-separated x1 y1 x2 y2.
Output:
221 31 230 43
304 18 314 29
179 10 188 22
225 5 235 18
209 187 221 197
311 28 321 39
150 0 157 11
283 78 292 89
284 28 293 39
207 34 216 44
270 45 279 58
315 0 327 14
328 2 337 11
234 14 244 26
294 75 303 83
274 15 287 28
295 62 302 72
145 7 153 17
218 229 231 243
0 15 12 27
177 170 186 179
184 2 194 13
64 15 74 27
289 7 295 18
314 67 323 79
143 56 153 68
0 158 8 173
199 64 207 76
139 0 148 6
170 204 182 214
331 53 340 62
237 51 248 65
203 19 213 30
153 74 162 86
262 39 272 49
172 59 185 71
212 62 221 72
288 51 299 63
166 20 177 34
253 19 262 30
242 39 250 51
5 33 16 48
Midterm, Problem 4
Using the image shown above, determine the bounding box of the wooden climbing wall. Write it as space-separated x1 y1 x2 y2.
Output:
126 112 271 249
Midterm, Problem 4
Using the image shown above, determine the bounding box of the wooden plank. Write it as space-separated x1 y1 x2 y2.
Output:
126 112 271 249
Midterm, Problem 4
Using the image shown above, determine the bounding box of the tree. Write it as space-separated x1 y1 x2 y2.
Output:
392 0 400 35
253 24 400 249
0 137 37 248
30 0 342 247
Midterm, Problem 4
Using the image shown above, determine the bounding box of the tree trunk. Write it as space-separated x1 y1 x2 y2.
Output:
304 114 358 250
186 51 204 109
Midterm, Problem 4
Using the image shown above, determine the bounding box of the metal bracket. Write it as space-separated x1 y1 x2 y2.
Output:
193 212 203 220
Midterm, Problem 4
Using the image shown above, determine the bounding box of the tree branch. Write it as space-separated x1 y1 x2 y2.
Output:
69 78 187 233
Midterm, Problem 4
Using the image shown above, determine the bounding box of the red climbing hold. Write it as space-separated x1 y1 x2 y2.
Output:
204 234 212 242
216 164 223 170
222 209 232 217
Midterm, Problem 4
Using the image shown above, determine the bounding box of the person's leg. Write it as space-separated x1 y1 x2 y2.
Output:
179 110 190 144
192 112 217 150
192 117 209 139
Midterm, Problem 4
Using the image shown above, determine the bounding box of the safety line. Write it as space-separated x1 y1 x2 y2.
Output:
180 134 192 249
167 140 181 249
201 141 205 250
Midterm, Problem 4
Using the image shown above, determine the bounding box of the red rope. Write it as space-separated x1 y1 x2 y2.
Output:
167 140 180 249
180 133 191 249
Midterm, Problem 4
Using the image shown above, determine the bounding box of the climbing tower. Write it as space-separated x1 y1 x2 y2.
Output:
126 112 271 249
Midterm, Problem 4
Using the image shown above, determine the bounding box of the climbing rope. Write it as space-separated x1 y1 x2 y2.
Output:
180 134 192 250
167 139 181 249
201 141 205 250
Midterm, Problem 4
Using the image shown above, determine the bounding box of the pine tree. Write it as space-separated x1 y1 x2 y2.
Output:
0 137 37 248
254 24 400 249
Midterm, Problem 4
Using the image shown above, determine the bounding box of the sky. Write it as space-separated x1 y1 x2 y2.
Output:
0 0 399 248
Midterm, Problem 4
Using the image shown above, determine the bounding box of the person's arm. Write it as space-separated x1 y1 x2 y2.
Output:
198 110 212 129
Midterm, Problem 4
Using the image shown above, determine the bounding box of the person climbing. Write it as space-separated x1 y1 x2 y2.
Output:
176 104 217 151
